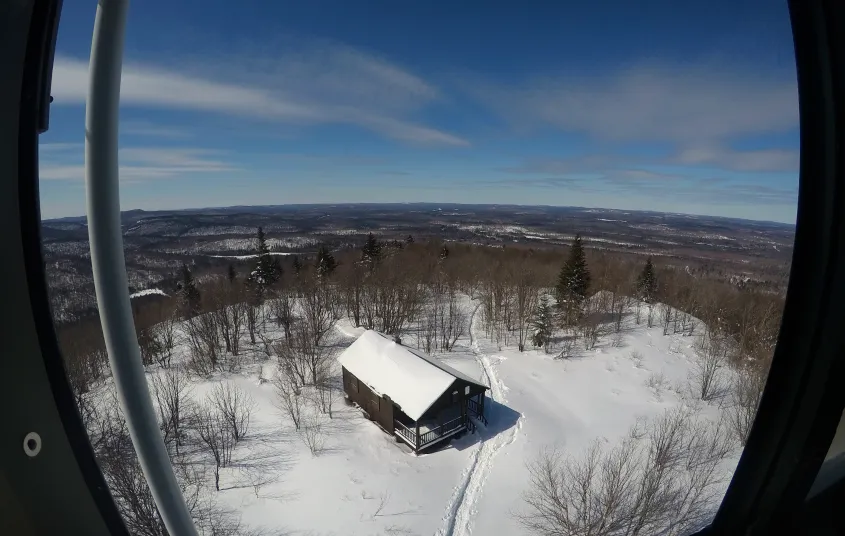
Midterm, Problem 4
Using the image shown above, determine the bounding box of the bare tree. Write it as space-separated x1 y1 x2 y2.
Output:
692 329 730 401
92 389 244 534
274 331 309 388
275 319 338 387
301 279 338 347
357 255 424 337
245 302 259 345
418 300 438 354
662 303 674 336
185 313 221 374
299 412 327 456
480 272 513 349
314 360 336 418
212 285 235 355
100 445 170 535
273 366 304 431
269 292 295 340
517 408 734 536
154 311 179 368
726 364 767 445
512 270 539 352
255 328 275 362
194 404 235 491
612 292 627 333
137 327 164 367
208 381 256 442
579 316 601 350
150 367 192 455
228 300 246 356
186 346 215 377
438 289 468 351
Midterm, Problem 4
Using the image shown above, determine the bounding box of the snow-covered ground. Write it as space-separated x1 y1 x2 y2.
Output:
97 295 743 535
129 288 169 299
207 252 298 260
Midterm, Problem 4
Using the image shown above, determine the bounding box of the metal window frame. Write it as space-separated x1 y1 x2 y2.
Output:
0 0 843 534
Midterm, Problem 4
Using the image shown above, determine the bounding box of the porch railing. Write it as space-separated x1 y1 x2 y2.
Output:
467 397 488 426
419 416 465 447
394 419 416 447
394 416 467 449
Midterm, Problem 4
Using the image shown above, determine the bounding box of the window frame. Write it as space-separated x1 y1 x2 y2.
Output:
2 0 844 533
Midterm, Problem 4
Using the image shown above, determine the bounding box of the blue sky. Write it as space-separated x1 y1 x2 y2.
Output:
39 0 799 223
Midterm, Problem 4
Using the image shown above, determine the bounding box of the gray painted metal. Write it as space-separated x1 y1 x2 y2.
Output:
84 0 198 534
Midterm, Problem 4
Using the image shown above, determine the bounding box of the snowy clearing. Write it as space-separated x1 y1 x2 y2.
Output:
89 294 742 535
129 288 169 299
208 252 298 260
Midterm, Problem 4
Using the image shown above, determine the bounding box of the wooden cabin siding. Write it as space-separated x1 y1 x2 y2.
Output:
342 366 394 434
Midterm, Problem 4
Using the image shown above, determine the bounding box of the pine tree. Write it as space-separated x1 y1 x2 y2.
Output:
439 245 450 261
637 257 658 303
292 255 302 276
361 232 382 269
227 264 237 284
177 264 201 318
315 245 337 279
555 235 591 325
252 227 282 291
531 295 555 349
405 234 414 244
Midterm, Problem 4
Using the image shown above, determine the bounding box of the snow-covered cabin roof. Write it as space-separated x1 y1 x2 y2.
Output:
337 330 488 421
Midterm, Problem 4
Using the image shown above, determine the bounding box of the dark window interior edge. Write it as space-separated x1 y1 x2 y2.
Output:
1 0 843 534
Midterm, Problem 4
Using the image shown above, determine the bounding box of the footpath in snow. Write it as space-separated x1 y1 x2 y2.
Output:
91 295 741 536
436 303 523 536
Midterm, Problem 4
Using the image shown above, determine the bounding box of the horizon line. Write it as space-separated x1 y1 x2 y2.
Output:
43 201 796 228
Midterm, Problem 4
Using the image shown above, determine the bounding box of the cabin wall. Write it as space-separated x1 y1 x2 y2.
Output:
420 379 487 422
425 380 463 419
342 367 394 434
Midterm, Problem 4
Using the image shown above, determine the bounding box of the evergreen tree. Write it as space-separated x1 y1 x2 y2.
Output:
252 227 282 290
405 234 415 244
177 264 201 318
531 295 555 349
315 245 337 279
555 235 591 324
227 264 237 284
637 257 658 303
292 255 302 276
361 232 382 268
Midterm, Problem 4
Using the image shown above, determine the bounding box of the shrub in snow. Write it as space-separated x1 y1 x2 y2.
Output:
518 407 734 536
299 412 327 456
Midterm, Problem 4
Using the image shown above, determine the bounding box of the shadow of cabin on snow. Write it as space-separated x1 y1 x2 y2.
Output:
338 330 492 452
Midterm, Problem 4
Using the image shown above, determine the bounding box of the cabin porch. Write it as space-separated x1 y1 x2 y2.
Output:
393 392 486 451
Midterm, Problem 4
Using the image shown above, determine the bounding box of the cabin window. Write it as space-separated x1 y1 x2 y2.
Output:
465 385 470 396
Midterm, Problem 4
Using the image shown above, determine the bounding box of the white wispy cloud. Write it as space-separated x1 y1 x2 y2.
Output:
50 43 468 147
672 144 799 172
470 62 797 144
39 146 235 181
502 143 799 176
122 121 192 139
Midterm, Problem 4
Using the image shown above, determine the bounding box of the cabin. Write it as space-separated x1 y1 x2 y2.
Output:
338 330 489 452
